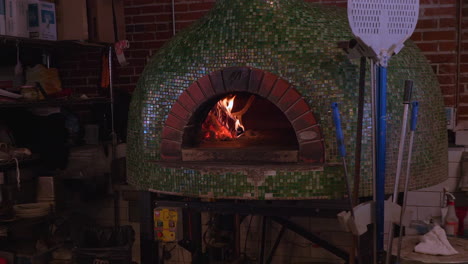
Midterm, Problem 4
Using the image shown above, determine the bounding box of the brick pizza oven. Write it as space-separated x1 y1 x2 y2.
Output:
127 0 448 200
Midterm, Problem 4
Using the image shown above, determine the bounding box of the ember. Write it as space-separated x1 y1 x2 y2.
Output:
201 94 254 141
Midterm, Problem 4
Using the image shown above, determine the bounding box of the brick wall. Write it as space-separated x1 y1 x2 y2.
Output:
111 0 463 118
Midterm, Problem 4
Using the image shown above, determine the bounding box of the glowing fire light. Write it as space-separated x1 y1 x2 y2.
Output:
201 94 251 141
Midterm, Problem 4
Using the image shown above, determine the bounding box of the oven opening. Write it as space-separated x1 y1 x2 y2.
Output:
182 92 299 163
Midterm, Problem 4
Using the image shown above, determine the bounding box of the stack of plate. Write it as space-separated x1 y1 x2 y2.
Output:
13 203 50 218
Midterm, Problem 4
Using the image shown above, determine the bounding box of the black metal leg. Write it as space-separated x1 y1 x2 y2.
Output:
140 191 158 264
271 216 350 262
190 210 203 264
266 224 286 264
259 216 267 264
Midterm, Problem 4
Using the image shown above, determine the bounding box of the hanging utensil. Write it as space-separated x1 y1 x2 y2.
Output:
385 80 413 264
347 2 419 263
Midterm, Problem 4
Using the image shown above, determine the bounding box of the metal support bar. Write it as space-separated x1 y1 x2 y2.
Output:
266 224 286 264
190 210 203 264
153 199 349 217
140 191 158 264
271 216 350 262
259 216 268 263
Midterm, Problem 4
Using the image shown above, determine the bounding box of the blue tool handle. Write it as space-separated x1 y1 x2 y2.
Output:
410 102 419 131
331 102 346 157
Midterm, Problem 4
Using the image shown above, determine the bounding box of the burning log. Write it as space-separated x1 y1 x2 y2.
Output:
201 94 255 141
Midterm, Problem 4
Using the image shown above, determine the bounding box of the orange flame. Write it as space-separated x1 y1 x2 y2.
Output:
202 95 244 141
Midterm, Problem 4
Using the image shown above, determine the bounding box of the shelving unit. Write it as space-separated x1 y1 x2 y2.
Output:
0 36 119 261
0 34 107 48
0 97 111 108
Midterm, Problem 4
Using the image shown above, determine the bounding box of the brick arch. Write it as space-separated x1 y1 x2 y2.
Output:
160 67 324 163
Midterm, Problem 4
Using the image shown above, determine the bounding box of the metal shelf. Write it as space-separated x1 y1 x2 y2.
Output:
0 155 40 170
0 97 111 108
0 35 109 49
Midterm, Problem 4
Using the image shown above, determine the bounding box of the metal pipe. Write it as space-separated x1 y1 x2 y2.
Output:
385 80 413 264
376 65 387 264
456 0 462 109
265 224 286 264
109 46 119 227
396 102 419 264
172 0 176 36
370 60 378 264
259 216 267 264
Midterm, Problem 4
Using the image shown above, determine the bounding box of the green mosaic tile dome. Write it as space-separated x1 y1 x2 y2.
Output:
127 0 447 199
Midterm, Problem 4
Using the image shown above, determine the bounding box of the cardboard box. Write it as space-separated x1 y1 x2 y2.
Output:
0 0 6 35
56 0 88 40
87 0 125 43
27 0 57 40
5 0 28 37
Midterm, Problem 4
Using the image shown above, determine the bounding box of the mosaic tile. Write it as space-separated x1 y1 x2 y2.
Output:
127 0 447 199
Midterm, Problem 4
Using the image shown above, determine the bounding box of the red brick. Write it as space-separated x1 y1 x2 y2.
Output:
175 21 194 31
160 139 182 161
175 4 188 12
165 113 186 131
156 31 174 40
156 23 170 31
257 71 278 98
292 111 318 131
424 31 456 41
222 67 250 92
189 3 214 11
133 0 154 5
135 67 145 75
140 5 171 14
440 18 456 28
197 75 215 99
460 62 468 72
132 33 154 41
209 71 225 95
285 99 311 121
124 7 140 15
268 78 290 103
443 96 455 106
156 14 172 22
133 15 155 24
170 102 191 121
458 94 468 103
177 91 197 112
425 54 457 63
456 105 468 115
423 7 456 16
416 19 437 29
161 126 183 142
277 87 302 112
143 41 166 49
438 75 456 85
187 82 207 105
416 42 438 52
410 32 423 41
130 50 149 58
438 64 456 74
248 68 264 94
440 84 455 95
299 141 324 163
175 11 207 21
439 41 457 51
128 58 147 65
142 24 158 32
